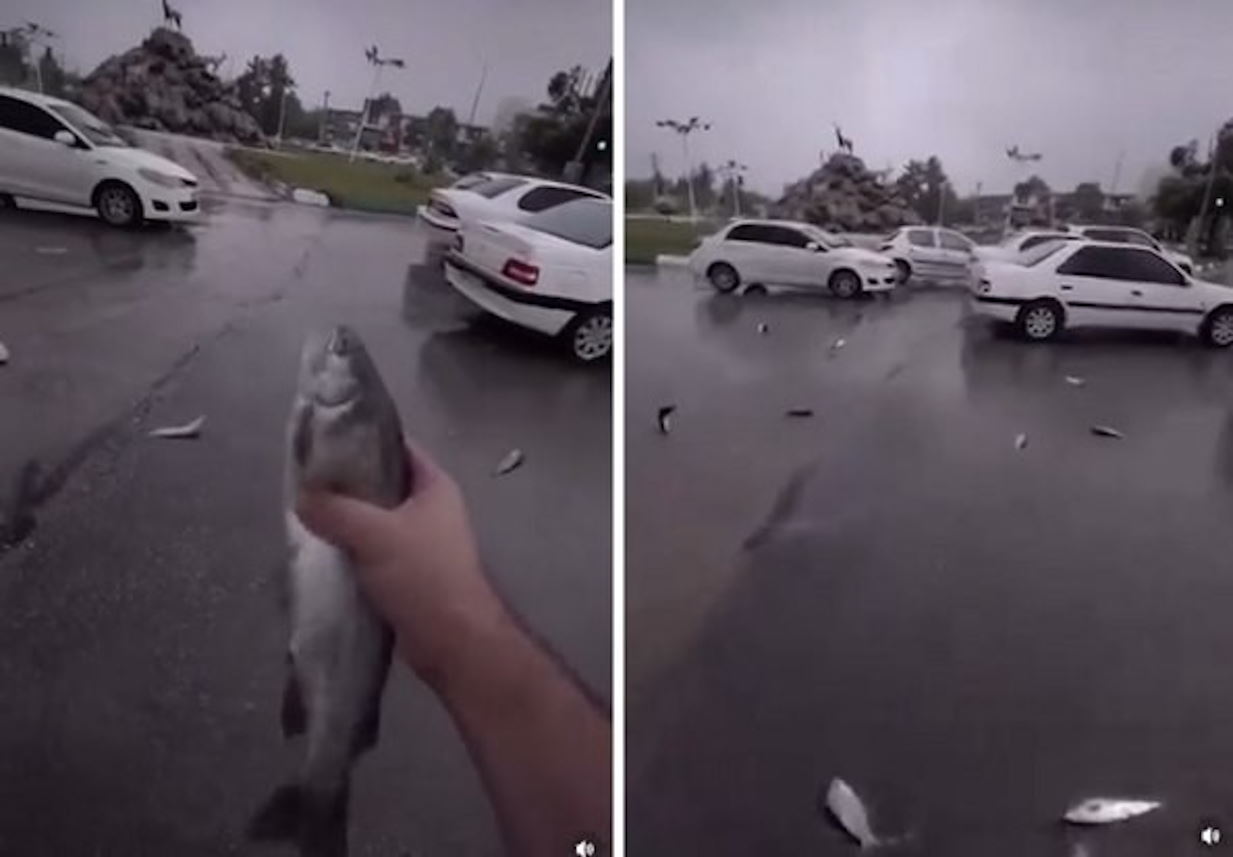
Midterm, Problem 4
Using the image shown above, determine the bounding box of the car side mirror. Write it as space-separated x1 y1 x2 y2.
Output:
53 130 77 147
806 241 824 252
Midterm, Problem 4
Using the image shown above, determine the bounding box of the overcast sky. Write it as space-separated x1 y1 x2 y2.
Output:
627 0 1233 198
3 0 610 125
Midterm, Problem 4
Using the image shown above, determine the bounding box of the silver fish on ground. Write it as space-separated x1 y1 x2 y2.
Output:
657 405 676 435
1015 432 1029 450
148 414 206 439
1063 797 1161 825
494 447 524 476
0 340 8 365
825 777 880 848
1090 425 1125 439
249 325 410 857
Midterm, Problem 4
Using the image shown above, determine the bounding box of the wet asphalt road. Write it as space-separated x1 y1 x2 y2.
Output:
627 267 1233 857
0 200 611 856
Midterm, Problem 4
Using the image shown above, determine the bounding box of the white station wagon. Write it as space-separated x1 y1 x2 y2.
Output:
972 239 1233 346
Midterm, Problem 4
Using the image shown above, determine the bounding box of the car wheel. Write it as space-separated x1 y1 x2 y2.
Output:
94 181 143 228
743 283 768 296
0 192 15 209
828 269 861 299
1202 306 1233 347
1016 299 1063 342
564 307 613 363
893 259 911 284
707 262 740 293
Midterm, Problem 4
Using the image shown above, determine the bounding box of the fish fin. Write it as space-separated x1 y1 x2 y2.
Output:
281 672 307 738
352 627 394 754
248 783 349 857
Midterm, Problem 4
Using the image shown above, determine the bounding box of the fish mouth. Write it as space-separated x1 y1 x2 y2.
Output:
303 327 362 407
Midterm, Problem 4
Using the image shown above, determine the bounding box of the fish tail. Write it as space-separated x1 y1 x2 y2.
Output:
248 782 350 857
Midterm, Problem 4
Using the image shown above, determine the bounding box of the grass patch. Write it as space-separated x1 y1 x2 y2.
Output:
226 148 446 215
625 217 720 264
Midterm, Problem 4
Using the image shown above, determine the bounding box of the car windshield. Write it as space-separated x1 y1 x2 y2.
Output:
804 226 852 248
46 102 128 147
1021 239 1068 266
470 176 527 198
523 198 612 249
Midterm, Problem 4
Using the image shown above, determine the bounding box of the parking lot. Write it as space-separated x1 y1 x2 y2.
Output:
0 199 610 855
627 265 1233 856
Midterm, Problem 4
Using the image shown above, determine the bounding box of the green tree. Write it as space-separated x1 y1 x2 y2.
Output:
426 106 459 159
896 156 958 224
0 29 30 86
625 179 655 211
38 47 66 97
1072 181 1104 221
368 92 402 123
456 133 499 173
235 54 296 135
518 61 611 184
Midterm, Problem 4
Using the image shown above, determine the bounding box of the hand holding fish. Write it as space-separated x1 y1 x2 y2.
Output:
296 439 502 683
295 437 612 857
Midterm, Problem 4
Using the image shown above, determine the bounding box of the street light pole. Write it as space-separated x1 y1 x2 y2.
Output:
1196 131 1220 257
319 90 330 143
349 46 405 163
656 116 711 222
275 86 291 148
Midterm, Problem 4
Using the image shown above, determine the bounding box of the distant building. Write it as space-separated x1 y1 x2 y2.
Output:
493 96 532 135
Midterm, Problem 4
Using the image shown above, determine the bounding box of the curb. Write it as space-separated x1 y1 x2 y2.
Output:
655 254 689 267
291 188 331 207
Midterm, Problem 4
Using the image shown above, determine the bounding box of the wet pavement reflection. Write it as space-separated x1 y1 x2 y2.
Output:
0 198 610 856
627 267 1233 857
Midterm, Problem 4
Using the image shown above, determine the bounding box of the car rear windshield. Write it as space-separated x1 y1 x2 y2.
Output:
523 198 612 249
452 173 491 190
46 102 128 147
471 176 528 198
1021 239 1067 266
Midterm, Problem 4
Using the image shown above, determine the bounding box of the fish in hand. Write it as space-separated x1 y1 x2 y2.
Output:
249 325 411 857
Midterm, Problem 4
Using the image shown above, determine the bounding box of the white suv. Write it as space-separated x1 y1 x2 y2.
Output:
0 86 200 227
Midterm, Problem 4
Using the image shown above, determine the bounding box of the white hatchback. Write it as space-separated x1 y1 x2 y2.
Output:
972 239 1233 346
0 86 200 227
688 219 899 298
443 197 613 362
418 173 609 240
879 226 978 284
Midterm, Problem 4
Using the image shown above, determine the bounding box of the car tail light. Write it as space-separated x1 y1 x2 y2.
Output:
502 258 540 286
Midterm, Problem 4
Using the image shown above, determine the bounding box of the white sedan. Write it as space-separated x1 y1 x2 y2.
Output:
1064 223 1195 275
688 219 899 298
419 173 608 241
974 230 1082 265
972 239 1233 346
443 197 612 362
0 86 200 227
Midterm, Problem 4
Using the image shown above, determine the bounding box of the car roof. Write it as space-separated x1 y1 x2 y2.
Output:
459 173 609 199
1068 224 1147 234
727 218 832 232
0 86 72 109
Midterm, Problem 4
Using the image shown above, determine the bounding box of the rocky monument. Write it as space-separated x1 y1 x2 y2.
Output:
773 152 921 232
77 28 265 144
